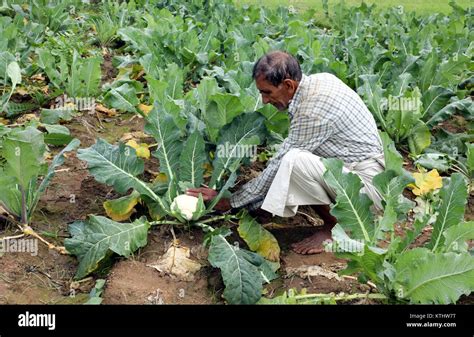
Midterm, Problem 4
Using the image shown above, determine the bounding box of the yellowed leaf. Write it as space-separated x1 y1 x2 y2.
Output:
126 139 150 159
409 169 443 196
103 191 141 222
153 172 168 184
0 117 9 125
202 162 213 178
238 214 280 262
138 103 152 116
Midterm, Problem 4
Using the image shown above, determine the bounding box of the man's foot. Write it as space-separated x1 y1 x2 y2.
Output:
291 228 332 255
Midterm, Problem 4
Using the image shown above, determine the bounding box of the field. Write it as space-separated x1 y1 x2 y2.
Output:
0 0 472 306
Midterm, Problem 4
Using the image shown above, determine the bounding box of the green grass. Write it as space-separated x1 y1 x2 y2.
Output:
239 0 472 15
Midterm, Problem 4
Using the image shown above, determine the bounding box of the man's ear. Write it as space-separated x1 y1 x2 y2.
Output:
283 79 298 94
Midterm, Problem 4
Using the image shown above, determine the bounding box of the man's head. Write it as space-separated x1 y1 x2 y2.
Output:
252 51 302 111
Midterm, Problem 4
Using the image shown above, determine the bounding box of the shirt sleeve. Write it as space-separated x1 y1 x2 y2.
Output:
230 97 336 209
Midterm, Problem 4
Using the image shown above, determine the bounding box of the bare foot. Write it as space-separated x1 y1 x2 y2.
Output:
291 229 333 255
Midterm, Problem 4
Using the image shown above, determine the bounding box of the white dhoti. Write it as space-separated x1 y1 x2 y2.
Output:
261 149 385 217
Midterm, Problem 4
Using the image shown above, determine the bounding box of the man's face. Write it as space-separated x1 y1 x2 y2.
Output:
255 75 298 111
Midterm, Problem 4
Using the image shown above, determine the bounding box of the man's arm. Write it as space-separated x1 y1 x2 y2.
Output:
230 101 336 209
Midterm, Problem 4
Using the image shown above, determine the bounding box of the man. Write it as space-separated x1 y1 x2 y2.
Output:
187 51 385 254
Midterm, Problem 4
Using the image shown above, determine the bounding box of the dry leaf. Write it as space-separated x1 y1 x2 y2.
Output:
147 245 202 281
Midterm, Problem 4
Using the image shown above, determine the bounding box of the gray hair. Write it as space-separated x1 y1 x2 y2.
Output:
252 51 302 86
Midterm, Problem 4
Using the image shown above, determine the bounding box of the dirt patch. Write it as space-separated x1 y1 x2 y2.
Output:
102 228 216 304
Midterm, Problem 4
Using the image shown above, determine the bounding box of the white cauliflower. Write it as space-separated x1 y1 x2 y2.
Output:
171 194 199 220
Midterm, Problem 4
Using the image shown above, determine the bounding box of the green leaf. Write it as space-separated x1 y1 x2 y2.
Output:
40 108 76 124
210 112 265 189
65 215 150 279
379 132 403 175
204 93 244 142
208 233 263 304
373 171 414 239
195 76 220 114
414 153 450 172
394 248 474 304
77 139 160 202
407 121 431 156
3 127 45 188
466 143 474 177
357 74 387 131
443 222 474 253
43 124 73 146
179 131 205 188
0 171 22 218
145 107 182 183
68 51 102 97
237 212 280 262
428 173 468 252
421 86 454 120
426 98 473 127
6 61 21 88
103 83 139 113
322 158 374 242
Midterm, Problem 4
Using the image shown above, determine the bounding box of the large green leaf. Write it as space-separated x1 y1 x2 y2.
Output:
322 158 374 242
77 138 160 202
208 232 264 304
407 121 431 155
179 131 205 188
210 112 265 189
2 127 45 188
394 248 474 304
65 215 150 279
428 173 468 252
145 107 182 183
43 124 73 146
426 98 473 127
330 225 386 285
357 74 387 131
237 212 280 262
467 143 474 177
373 170 414 240
102 83 139 113
0 170 22 218
68 50 102 97
204 93 244 142
194 76 220 114
443 221 474 253
421 86 454 120
379 132 403 176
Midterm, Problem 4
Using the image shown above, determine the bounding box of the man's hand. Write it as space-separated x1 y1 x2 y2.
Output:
186 187 232 212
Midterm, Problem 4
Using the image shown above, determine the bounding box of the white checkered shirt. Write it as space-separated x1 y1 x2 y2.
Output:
230 73 383 209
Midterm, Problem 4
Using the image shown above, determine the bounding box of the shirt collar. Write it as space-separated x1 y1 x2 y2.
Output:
288 74 308 119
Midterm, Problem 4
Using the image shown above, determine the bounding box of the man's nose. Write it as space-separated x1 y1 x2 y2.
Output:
262 96 270 104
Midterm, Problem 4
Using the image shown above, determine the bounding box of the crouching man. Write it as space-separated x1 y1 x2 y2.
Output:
188 51 385 255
